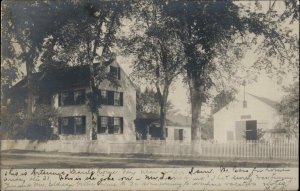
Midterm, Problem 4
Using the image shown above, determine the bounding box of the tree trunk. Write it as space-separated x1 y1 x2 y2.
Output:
160 100 167 140
190 82 202 141
157 84 169 140
91 112 97 140
188 71 203 141
26 60 34 117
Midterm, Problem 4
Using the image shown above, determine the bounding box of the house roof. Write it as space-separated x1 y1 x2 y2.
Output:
248 93 279 109
213 92 279 116
9 65 91 96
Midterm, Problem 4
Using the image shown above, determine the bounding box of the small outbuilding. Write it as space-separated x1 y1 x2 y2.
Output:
135 113 191 142
213 92 286 143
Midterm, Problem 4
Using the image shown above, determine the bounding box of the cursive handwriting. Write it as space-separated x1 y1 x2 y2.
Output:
1 167 298 190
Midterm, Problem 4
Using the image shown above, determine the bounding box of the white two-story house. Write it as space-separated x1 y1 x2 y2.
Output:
8 57 136 142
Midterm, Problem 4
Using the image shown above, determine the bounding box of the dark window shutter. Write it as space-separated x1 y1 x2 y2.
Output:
69 117 75 134
58 118 61 134
108 91 114 105
82 116 86 134
97 116 101 133
69 91 75 105
120 117 123 134
120 92 123 106
118 67 121 80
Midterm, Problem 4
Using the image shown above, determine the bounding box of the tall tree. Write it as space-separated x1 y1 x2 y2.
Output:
124 0 185 139
40 1 132 139
1 1 84 116
162 1 298 140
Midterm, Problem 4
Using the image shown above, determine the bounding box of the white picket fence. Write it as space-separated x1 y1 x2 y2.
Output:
1 139 298 160
109 140 299 160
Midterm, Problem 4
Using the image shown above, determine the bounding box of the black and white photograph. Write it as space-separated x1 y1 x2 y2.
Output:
1 0 299 190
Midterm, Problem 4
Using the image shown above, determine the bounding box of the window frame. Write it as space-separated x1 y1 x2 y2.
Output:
59 89 86 106
97 116 109 134
97 116 123 135
59 116 86 135
98 90 123 106
110 66 121 80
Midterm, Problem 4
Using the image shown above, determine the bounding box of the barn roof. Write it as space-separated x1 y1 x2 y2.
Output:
213 92 280 116
248 93 279 109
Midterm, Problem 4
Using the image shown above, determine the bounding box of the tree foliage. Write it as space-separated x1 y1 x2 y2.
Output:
212 90 236 114
1 104 58 140
276 82 299 138
136 87 174 115
123 0 185 139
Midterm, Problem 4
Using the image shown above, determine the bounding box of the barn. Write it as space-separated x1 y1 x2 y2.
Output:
213 92 286 143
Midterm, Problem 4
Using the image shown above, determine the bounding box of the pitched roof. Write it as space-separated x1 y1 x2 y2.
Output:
213 92 279 116
248 93 279 109
9 65 91 95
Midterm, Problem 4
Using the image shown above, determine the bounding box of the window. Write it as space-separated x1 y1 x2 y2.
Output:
99 90 123 106
113 117 121 134
241 115 251 119
61 92 73 106
114 92 120 106
98 116 123 134
59 89 85 106
165 128 168 137
110 66 121 80
98 116 108 134
62 118 69 126
59 116 86 135
100 90 108 104
74 90 85 105
75 116 86 134
174 129 184 141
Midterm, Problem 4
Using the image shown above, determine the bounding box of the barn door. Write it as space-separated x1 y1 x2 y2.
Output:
246 120 257 140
